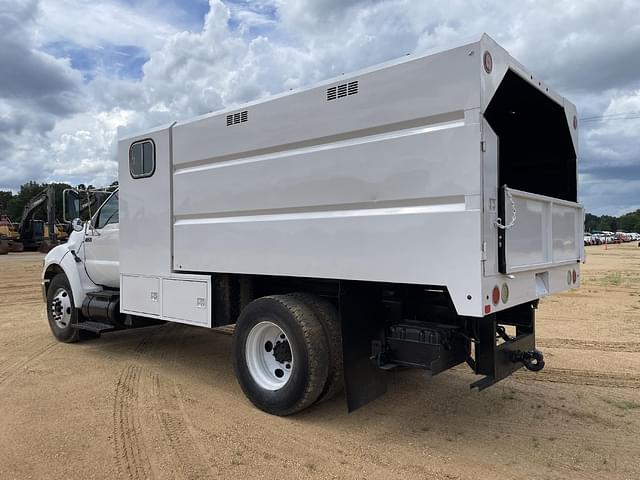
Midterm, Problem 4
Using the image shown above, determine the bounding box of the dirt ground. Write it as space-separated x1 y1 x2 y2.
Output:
0 245 639 480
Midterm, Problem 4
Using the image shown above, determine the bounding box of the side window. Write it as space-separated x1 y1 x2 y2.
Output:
95 193 119 229
129 139 155 178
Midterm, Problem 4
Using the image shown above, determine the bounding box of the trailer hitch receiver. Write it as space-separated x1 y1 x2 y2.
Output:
510 349 545 372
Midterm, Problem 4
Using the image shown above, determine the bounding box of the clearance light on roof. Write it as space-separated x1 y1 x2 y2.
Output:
483 51 493 74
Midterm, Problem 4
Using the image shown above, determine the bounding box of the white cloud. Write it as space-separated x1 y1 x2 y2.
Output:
35 0 179 51
2 0 640 215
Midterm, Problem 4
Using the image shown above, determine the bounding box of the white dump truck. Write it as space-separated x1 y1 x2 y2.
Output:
42 34 584 415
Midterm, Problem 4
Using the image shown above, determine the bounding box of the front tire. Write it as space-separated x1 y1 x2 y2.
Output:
232 294 329 416
46 273 80 343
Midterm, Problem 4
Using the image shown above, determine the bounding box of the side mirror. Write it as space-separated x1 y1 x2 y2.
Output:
63 189 81 222
71 218 84 232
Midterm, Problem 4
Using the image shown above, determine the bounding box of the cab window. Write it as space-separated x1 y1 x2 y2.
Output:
94 193 119 229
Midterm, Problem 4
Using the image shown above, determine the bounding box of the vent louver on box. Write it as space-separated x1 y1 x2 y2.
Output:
226 110 249 126
327 80 358 101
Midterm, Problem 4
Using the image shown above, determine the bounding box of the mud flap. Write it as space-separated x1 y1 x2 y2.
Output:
339 281 387 412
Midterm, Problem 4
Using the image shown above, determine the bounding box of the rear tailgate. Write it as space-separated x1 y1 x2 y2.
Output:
498 187 584 274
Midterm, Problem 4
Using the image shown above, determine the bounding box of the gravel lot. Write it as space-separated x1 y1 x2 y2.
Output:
1 245 639 480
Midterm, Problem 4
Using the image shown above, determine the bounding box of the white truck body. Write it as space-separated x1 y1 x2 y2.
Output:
43 33 584 413
115 33 582 323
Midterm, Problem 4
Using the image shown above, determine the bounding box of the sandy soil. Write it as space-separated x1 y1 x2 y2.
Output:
0 245 638 480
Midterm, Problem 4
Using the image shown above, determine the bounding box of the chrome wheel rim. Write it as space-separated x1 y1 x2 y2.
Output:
51 287 72 329
245 321 293 390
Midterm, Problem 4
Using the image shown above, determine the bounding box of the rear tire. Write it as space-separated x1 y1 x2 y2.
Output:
293 294 343 403
232 294 329 416
46 273 80 343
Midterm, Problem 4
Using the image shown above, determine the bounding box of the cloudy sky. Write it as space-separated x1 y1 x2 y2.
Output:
1 0 639 215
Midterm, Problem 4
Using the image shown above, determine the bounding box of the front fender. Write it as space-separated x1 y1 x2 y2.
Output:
42 239 99 307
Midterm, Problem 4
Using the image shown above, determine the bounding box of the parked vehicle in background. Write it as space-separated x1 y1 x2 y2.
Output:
41 34 584 415
0 216 24 252
584 234 593 246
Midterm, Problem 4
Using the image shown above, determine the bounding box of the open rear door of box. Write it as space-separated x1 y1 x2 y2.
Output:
498 186 584 274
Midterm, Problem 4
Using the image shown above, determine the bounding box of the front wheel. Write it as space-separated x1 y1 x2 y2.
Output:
46 273 80 343
232 294 329 416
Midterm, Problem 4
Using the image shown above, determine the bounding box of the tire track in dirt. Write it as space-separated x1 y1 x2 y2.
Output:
112 329 161 480
113 364 152 480
0 293 43 307
151 372 217 480
516 367 640 389
112 323 216 480
0 341 57 388
151 324 217 479
537 337 640 353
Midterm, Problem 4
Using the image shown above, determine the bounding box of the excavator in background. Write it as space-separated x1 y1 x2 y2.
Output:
17 185 68 253
1 184 113 255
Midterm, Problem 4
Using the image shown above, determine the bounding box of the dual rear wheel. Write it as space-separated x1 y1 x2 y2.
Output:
232 293 343 416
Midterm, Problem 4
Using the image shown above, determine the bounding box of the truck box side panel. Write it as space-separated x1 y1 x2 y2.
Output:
172 42 481 168
173 122 478 218
174 207 482 316
172 121 484 317
170 44 486 316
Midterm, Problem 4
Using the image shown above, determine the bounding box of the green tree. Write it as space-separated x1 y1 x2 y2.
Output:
7 181 46 222
0 191 12 217
618 210 640 232
584 213 599 232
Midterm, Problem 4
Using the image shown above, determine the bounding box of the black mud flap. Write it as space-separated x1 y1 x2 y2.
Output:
339 281 387 412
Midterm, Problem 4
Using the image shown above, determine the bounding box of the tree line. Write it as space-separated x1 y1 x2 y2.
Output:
584 211 640 233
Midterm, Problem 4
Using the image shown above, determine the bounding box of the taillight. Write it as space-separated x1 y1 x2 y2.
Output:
492 285 500 305
572 270 577 284
501 283 509 303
